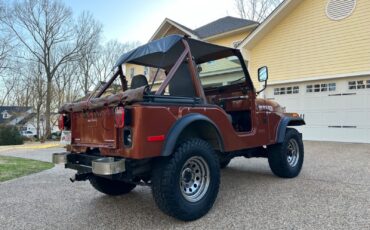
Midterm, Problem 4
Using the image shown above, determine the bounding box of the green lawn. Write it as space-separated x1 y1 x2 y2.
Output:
0 156 54 182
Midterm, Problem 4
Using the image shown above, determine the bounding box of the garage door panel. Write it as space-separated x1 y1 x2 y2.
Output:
266 78 370 143
342 110 370 126
322 96 344 110
343 94 366 110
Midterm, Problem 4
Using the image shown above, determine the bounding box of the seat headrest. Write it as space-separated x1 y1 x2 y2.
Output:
131 74 148 89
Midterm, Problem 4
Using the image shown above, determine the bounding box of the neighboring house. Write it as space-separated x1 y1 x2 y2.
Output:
19 113 59 137
0 106 33 127
239 0 370 143
0 106 59 137
124 16 259 88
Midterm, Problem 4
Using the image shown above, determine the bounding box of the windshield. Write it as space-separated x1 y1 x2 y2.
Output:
198 55 245 88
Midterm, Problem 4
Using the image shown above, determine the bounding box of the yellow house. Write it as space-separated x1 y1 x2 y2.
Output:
124 16 259 87
239 0 370 143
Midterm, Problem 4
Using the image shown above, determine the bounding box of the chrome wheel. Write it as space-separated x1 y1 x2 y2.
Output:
180 156 210 202
287 138 300 167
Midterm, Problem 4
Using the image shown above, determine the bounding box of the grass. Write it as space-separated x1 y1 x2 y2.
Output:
0 156 54 182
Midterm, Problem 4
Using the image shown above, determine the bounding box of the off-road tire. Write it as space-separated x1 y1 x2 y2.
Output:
219 158 231 169
89 176 136 196
151 138 220 221
268 128 304 178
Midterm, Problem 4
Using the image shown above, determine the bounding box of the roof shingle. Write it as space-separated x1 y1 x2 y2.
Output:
194 16 258 39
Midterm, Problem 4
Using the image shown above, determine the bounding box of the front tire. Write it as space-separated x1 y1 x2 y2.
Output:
268 128 304 178
152 138 220 221
89 176 136 196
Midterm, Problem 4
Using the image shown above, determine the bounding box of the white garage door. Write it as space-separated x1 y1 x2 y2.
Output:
265 77 370 143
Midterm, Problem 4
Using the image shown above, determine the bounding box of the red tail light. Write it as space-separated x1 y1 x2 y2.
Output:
115 107 125 128
58 115 64 130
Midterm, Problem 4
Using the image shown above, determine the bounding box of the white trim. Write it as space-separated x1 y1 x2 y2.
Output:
204 24 258 41
166 19 198 38
238 0 304 49
149 18 198 42
267 71 370 85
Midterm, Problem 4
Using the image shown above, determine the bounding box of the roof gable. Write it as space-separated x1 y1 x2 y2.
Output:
149 18 198 41
150 16 258 42
0 106 32 125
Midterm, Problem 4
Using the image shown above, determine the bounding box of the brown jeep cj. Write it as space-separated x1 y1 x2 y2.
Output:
53 35 305 221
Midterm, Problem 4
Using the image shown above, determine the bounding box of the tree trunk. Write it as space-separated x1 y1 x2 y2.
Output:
45 78 52 138
84 70 89 95
36 104 41 138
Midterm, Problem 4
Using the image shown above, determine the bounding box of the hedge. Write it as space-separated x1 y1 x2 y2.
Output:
0 125 24 146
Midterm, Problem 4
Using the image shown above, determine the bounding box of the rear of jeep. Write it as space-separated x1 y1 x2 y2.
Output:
53 35 305 221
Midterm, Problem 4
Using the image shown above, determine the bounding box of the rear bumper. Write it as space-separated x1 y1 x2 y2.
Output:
52 152 125 176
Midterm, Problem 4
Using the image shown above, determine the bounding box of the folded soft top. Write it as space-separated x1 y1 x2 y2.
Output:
58 86 147 113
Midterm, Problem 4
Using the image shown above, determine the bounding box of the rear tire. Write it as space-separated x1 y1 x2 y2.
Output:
152 138 220 221
89 176 136 196
268 128 304 178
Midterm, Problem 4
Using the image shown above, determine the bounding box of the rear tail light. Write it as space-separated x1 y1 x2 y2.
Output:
58 115 64 130
115 107 125 128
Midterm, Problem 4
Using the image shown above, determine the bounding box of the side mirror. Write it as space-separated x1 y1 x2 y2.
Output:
256 66 268 95
258 66 268 82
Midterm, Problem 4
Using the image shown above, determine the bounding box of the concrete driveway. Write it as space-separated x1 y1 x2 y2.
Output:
0 141 369 229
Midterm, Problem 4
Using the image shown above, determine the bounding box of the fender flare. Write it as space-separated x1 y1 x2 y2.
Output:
276 117 305 143
161 113 224 156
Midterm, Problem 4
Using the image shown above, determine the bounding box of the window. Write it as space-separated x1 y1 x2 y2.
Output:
348 80 370 90
314 84 320 92
130 68 135 78
293 86 299 94
287 87 292 94
307 83 336 93
143 67 149 77
357 80 365 89
2 110 10 119
348 81 356 90
321 83 328 92
274 86 299 95
328 83 336 91
199 55 245 89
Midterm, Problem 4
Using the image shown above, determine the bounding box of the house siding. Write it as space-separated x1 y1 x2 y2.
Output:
246 0 370 86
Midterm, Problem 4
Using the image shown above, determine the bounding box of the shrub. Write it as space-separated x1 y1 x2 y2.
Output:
0 125 24 146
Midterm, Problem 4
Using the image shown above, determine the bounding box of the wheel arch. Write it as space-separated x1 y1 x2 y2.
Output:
276 117 305 143
161 113 224 156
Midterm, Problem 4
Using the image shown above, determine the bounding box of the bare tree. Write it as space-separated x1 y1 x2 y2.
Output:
76 11 102 95
0 0 13 74
92 40 140 84
1 0 101 137
234 0 282 22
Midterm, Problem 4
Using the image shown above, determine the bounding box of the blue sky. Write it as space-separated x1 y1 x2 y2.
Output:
62 0 238 43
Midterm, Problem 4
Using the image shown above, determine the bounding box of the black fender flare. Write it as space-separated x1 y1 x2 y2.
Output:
276 117 305 143
161 113 224 156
